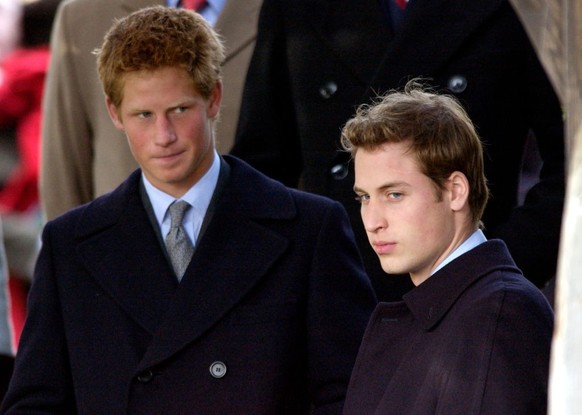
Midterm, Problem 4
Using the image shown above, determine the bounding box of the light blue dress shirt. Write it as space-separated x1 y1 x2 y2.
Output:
142 151 220 247
166 0 226 26
431 229 487 276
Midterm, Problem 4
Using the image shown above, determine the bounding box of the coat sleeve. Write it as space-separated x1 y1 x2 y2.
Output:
40 2 94 221
0 223 77 414
306 200 377 414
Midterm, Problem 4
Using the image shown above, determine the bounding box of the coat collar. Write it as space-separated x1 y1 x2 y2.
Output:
402 240 521 331
74 156 298 368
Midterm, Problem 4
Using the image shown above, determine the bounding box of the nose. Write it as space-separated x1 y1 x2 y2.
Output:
154 115 177 146
361 200 387 234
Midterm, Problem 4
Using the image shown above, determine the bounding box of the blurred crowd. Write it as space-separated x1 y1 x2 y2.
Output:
0 0 61 395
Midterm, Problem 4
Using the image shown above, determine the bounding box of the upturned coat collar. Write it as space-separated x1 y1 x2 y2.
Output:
402 240 521 331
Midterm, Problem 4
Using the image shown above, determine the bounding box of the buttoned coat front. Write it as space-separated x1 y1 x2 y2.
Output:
1 156 376 414
342 240 554 415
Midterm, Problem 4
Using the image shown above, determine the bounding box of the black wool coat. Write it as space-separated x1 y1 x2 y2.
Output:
1 156 377 415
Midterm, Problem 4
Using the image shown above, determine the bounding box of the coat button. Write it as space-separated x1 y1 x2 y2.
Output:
447 75 467 93
137 370 154 383
209 361 227 378
319 81 338 99
330 163 349 180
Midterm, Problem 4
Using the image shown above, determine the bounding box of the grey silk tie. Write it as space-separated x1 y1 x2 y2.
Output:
165 200 194 280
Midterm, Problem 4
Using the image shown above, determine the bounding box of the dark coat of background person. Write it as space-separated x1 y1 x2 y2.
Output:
0 156 376 414
231 0 565 301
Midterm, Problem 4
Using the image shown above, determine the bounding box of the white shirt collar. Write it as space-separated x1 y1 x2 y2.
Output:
431 229 487 276
142 150 220 229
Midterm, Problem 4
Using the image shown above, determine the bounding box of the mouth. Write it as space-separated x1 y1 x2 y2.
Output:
371 241 396 255
155 151 184 162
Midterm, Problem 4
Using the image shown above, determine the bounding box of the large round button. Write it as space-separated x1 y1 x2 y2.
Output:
319 81 338 99
447 75 467 94
137 370 154 383
330 163 349 180
209 361 227 378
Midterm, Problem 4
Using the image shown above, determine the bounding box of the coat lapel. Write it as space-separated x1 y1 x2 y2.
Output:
137 210 289 370
76 160 297 371
76 171 178 335
137 157 296 370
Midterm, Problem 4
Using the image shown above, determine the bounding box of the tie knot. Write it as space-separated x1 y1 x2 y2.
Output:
168 200 191 227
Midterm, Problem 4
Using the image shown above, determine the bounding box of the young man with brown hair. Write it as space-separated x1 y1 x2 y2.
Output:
340 82 553 415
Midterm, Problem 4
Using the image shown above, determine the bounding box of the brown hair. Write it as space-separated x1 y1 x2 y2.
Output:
95 6 225 108
341 80 489 227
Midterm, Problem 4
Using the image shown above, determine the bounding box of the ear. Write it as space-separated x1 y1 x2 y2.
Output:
105 96 124 131
207 80 223 119
447 171 469 212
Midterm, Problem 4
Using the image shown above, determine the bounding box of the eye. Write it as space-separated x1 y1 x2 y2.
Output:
137 111 152 119
387 192 403 200
174 106 188 114
354 193 370 204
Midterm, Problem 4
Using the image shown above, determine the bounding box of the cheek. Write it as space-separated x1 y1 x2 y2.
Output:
416 209 452 251
402 204 443 239
177 115 205 136
124 126 149 151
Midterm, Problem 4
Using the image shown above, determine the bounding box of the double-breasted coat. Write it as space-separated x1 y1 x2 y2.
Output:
232 0 565 300
1 156 376 414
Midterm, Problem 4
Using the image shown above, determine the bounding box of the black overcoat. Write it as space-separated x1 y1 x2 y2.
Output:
343 240 554 415
1 156 376 414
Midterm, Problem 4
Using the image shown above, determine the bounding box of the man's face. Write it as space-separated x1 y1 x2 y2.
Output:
354 142 457 285
107 66 221 198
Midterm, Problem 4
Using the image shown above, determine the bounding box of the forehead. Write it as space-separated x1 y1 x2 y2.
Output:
355 142 419 173
121 67 193 88
119 67 198 104
354 142 428 188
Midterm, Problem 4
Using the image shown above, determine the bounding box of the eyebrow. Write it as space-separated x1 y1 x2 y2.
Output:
353 181 410 194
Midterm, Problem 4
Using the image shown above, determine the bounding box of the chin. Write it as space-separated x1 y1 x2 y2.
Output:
379 261 406 276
